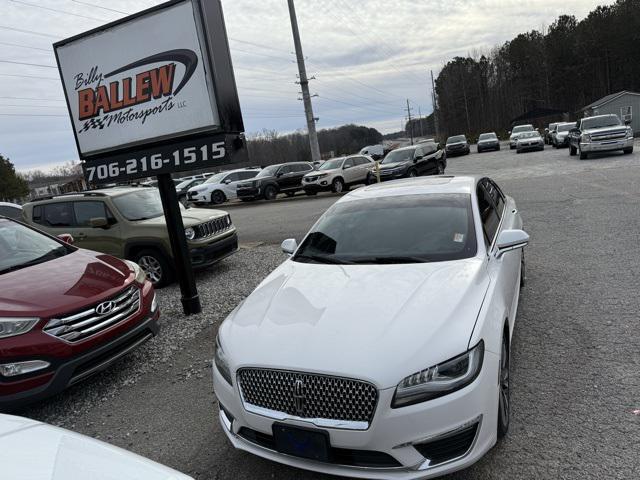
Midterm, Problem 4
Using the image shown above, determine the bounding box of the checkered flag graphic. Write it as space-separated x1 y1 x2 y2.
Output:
77 117 106 133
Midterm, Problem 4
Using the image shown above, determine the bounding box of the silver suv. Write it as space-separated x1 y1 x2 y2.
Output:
302 155 374 194
568 114 634 159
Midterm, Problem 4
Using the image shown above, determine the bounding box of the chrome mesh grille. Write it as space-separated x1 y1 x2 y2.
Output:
237 368 378 425
194 215 232 239
44 286 140 343
591 130 627 141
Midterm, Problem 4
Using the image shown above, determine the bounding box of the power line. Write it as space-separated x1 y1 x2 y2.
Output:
0 25 59 38
0 73 59 80
0 41 50 52
0 96 64 101
0 104 65 108
71 0 127 14
0 113 66 117
0 59 57 69
6 0 108 22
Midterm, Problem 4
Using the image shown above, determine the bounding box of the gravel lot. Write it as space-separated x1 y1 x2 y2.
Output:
22 141 640 479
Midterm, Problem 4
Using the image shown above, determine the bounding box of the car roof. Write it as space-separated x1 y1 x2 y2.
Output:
343 176 479 202
0 202 21 208
391 145 420 152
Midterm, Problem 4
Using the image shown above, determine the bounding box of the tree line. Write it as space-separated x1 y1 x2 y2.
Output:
434 0 640 139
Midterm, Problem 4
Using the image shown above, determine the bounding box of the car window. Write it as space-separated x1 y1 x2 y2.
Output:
73 201 114 227
34 202 75 228
485 180 505 218
295 163 313 172
239 170 259 180
225 172 240 182
293 193 477 263
477 184 500 247
422 143 437 154
356 157 371 166
0 206 21 220
279 165 292 175
344 158 354 168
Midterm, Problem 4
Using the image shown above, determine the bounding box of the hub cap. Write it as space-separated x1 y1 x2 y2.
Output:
334 180 343 192
138 255 162 284
409 170 417 178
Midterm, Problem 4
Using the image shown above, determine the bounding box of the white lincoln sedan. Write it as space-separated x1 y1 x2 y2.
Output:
212 176 529 479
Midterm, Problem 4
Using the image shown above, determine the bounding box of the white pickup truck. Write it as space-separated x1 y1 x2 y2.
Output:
568 114 634 160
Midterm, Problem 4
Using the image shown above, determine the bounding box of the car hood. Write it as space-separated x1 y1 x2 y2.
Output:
0 249 135 317
446 142 467 147
0 415 192 480
304 170 334 177
478 138 498 144
220 258 490 389
378 161 409 170
582 125 627 135
136 208 227 228
517 136 541 143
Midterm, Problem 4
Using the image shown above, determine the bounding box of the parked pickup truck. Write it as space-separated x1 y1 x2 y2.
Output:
568 114 634 160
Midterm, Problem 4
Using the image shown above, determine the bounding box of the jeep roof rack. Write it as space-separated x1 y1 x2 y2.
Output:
31 191 108 202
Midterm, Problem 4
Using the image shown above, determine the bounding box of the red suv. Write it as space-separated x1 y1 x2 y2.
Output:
0 216 159 410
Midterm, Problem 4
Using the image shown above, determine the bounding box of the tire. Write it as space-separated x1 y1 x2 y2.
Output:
623 147 634 154
437 163 445 175
210 190 226 205
510 145 515 150
569 145 577 156
331 178 345 193
497 145 501 151
263 185 277 200
497 333 510 439
520 251 526 289
408 169 418 178
133 249 173 288
516 150 521 154
579 146 587 160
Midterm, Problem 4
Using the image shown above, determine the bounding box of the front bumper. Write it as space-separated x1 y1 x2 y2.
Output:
580 137 634 153
0 311 159 411
516 142 544 152
213 351 500 479
477 143 499 152
377 169 408 182
190 231 238 269
445 148 469 156
188 191 209 204
303 177 332 192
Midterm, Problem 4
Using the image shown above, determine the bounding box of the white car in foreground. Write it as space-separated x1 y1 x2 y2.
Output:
0 414 192 479
187 169 259 205
213 176 529 479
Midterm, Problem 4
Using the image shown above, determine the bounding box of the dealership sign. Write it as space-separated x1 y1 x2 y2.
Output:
54 0 246 183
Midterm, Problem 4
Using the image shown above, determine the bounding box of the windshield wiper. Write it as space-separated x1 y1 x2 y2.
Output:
351 256 428 264
294 254 353 265
0 247 67 274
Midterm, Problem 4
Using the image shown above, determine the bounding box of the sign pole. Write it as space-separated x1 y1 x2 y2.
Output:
156 173 201 315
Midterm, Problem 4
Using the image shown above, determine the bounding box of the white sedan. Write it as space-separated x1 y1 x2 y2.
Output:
1 414 192 479
213 176 528 479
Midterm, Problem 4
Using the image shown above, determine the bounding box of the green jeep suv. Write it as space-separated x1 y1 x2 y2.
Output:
22 187 238 287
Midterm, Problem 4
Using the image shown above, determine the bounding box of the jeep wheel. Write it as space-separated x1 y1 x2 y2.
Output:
569 145 577 156
134 249 172 288
211 190 226 205
263 185 277 200
332 178 345 193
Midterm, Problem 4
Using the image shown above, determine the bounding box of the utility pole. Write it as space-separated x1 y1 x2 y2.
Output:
430 70 440 142
418 106 424 137
405 99 414 145
287 0 321 163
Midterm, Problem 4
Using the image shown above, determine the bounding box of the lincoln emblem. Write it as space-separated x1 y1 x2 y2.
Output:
293 379 305 416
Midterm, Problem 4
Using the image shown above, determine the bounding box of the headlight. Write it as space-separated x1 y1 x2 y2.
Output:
124 260 148 284
185 227 195 240
581 133 591 142
627 128 634 139
392 340 484 408
0 317 39 339
214 334 232 385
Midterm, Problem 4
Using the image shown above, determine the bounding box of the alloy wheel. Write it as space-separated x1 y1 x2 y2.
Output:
332 179 344 193
211 191 225 205
138 255 163 284
498 337 510 437
437 163 445 175
408 170 417 178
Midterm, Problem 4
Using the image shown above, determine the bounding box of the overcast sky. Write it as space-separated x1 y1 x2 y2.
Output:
0 0 612 172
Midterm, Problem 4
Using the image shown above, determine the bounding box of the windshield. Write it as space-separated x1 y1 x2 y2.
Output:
447 135 466 144
256 165 280 178
112 189 181 221
293 194 477 264
519 132 539 139
557 123 574 132
512 125 533 134
581 115 621 129
319 158 345 170
176 179 200 190
479 133 497 140
204 173 228 184
381 149 415 164
0 219 70 274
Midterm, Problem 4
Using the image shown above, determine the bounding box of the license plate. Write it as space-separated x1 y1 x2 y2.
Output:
272 424 330 462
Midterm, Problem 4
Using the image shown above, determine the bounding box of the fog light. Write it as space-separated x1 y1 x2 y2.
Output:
151 293 158 313
0 360 50 377
321 181 327 185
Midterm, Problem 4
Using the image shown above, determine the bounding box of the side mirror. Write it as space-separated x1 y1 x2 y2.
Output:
625 118 632 125
90 217 109 229
281 238 298 255
276 172 284 178
58 234 74 245
496 229 529 258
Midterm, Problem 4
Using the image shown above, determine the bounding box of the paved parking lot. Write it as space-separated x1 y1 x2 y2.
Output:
23 142 640 479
